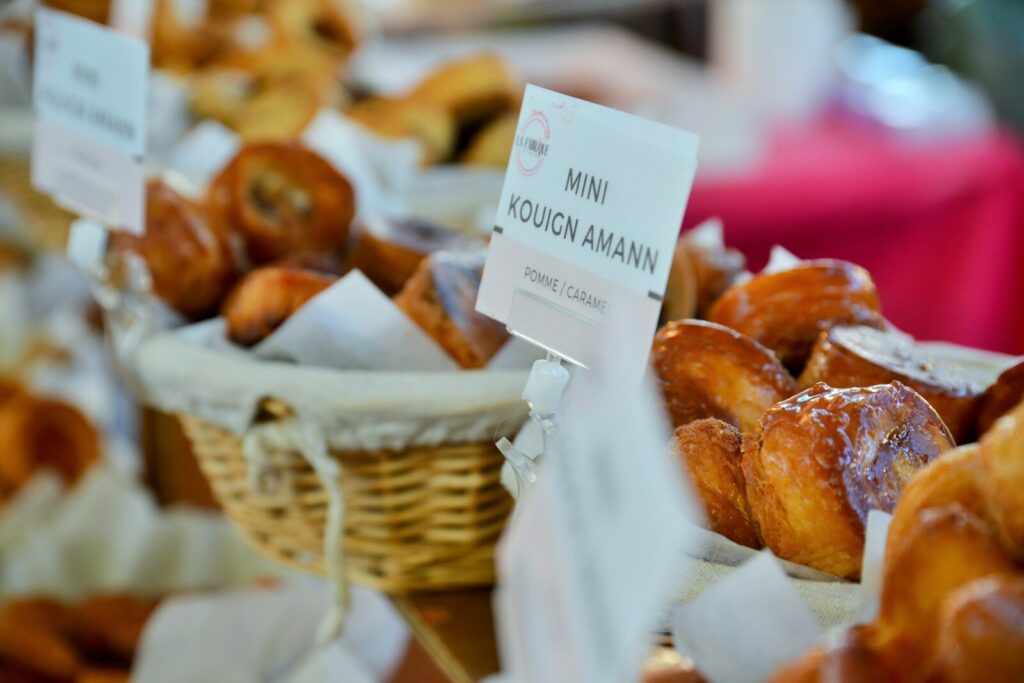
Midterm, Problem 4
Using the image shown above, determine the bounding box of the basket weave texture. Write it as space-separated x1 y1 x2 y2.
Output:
180 404 514 593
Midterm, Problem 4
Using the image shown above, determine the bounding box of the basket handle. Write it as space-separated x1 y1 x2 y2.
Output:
241 407 350 643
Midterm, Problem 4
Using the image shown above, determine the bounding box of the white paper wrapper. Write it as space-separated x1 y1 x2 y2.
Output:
855 510 893 623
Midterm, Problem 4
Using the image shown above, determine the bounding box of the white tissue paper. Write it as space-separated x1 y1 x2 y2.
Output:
672 551 825 683
855 510 893 623
162 119 240 192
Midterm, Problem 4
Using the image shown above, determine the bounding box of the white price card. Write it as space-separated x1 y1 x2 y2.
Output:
31 8 149 233
494 335 702 683
476 85 699 377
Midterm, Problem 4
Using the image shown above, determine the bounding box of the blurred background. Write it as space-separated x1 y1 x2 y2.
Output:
0 0 1022 681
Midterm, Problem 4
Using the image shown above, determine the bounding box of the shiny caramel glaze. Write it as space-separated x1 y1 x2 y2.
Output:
349 216 481 295
108 179 242 320
652 320 798 433
927 576 1024 683
977 399 1024 560
394 252 509 369
0 395 99 497
800 325 985 444
742 382 954 579
768 627 897 683
222 266 336 347
207 142 355 265
669 419 760 548
707 260 885 372
977 360 1024 437
681 237 746 319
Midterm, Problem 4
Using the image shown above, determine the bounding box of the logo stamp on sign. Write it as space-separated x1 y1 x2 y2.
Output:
515 110 550 176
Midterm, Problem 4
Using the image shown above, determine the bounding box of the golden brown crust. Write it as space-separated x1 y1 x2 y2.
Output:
394 253 508 369
460 111 518 167
680 236 746 319
743 382 954 579
223 266 337 347
67 595 159 662
409 54 518 126
0 396 100 493
799 326 985 444
349 217 480 295
976 399 1024 561
768 627 895 683
707 261 885 372
108 179 242 320
977 360 1024 437
268 0 359 59
208 142 355 265
661 242 698 323
669 419 760 548
345 97 456 165
0 613 79 680
652 320 798 433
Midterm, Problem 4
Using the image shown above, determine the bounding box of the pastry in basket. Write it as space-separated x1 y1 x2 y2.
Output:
679 226 747 319
273 250 346 277
460 111 518 167
669 418 759 548
652 320 798 433
68 595 159 662
108 179 242 320
707 261 885 372
799 325 985 444
345 97 456 165
662 241 698 323
768 626 895 683
0 606 79 681
976 398 1024 560
41 0 109 24
189 68 254 125
233 82 324 142
348 216 481 295
742 382 954 579
207 142 355 264
268 0 359 58
0 378 22 408
409 54 518 126
394 252 509 369
977 359 1024 437
223 266 337 347
0 395 100 495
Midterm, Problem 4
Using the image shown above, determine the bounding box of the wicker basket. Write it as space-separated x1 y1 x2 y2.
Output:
181 402 514 592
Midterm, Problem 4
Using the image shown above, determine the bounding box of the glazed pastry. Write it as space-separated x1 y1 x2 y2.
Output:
108 179 241 320
0 611 79 681
926 576 1024 683
268 0 358 58
77 669 132 683
977 360 1024 436
976 399 1024 560
799 326 985 444
409 54 518 126
0 396 100 492
0 378 22 408
661 242 698 323
68 595 159 661
223 266 337 347
348 216 480 295
768 627 895 683
233 83 323 141
669 418 759 548
707 261 885 372
394 252 509 369
460 111 518 167
742 382 954 579
679 226 746 318
207 142 355 264
346 97 456 165
652 320 798 433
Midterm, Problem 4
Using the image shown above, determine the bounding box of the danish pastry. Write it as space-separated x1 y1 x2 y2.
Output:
460 111 518 167
409 54 518 126
394 252 509 369
669 418 759 548
799 326 985 444
976 398 1024 560
108 179 241 320
707 261 885 372
348 216 480 295
742 382 954 579
652 320 798 433
207 142 355 264
223 266 337 347
346 97 456 165
977 359 1024 437
0 396 100 492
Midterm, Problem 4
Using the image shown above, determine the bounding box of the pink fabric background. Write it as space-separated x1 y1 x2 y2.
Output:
684 118 1024 355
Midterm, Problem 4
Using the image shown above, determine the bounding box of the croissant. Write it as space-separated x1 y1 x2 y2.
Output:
926 576 1024 683
707 261 885 372
742 382 954 579
345 97 456 166
976 398 1024 560
394 252 509 369
977 360 1024 437
669 418 760 548
108 179 242 320
652 320 798 433
409 54 518 126
348 216 480 295
0 396 100 493
222 266 337 347
207 142 355 265
799 326 984 444
460 111 518 167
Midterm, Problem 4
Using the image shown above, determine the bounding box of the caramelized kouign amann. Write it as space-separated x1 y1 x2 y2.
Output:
742 382 954 579
976 398 1024 560
207 142 355 264
223 266 337 347
708 260 885 372
409 54 518 126
669 418 759 548
652 320 798 433
976 359 1024 437
800 325 985 443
